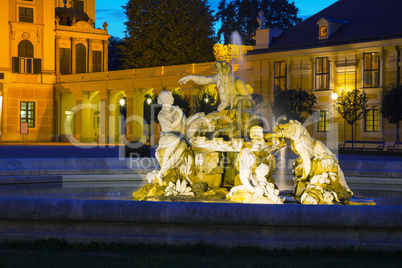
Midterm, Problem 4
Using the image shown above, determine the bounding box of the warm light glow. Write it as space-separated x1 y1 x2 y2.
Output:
331 92 338 101
120 98 125 106
205 98 209 103
320 26 328 37
65 111 72 116
147 98 152 105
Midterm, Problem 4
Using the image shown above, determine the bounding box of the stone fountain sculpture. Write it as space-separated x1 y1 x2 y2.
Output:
274 120 353 204
133 61 355 205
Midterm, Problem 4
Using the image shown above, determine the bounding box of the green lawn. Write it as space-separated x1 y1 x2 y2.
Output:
0 240 400 268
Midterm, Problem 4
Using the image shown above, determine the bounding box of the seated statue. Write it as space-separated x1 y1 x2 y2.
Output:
147 91 209 185
147 91 188 184
179 61 253 111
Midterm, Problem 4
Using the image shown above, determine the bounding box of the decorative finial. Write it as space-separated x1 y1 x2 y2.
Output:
103 21 108 30
88 19 94 27
257 10 266 30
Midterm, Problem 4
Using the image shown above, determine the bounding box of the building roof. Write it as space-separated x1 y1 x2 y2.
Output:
250 0 402 54
55 7 90 26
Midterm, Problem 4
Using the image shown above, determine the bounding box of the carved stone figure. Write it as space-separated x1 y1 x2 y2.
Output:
179 61 253 111
146 91 188 184
274 120 353 204
146 91 208 185
257 10 266 30
226 126 284 204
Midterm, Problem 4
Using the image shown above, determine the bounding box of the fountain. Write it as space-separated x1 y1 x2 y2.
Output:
1 29 401 249
132 56 357 205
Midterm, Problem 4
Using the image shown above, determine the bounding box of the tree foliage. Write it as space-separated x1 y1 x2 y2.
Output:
216 0 302 45
380 83 402 142
122 0 216 69
143 93 159 124
171 88 192 118
143 89 192 124
272 88 317 123
108 36 124 71
336 89 368 141
193 86 220 114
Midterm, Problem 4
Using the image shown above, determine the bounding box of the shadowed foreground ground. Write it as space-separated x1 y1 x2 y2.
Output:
0 240 401 268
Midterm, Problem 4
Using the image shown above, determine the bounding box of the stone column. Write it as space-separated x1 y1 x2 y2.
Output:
81 92 92 143
1 86 8 141
103 40 109 72
54 91 61 141
71 38 77 74
125 90 134 142
88 39 93 73
73 92 82 142
132 89 147 142
98 90 110 144
55 36 61 75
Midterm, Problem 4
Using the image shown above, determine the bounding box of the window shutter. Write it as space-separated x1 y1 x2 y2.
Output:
33 58 41 74
12 57 19 73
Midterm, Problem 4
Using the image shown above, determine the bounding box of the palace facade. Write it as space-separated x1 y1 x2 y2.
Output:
1 0 401 147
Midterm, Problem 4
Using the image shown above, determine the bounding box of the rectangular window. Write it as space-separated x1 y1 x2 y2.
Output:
365 109 380 132
19 57 33 73
319 26 328 38
19 7 33 23
60 48 71 74
317 110 330 132
316 57 329 90
363 52 379 88
92 51 102 72
73 1 84 11
20 101 35 128
274 61 286 92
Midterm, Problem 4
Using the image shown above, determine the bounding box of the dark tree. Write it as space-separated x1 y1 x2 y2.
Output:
216 0 302 45
172 91 192 118
380 83 402 142
272 88 317 123
122 0 217 69
143 94 159 124
193 86 219 114
108 36 124 71
336 89 368 144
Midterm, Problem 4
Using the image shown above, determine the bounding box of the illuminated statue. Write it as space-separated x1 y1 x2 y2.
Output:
274 120 353 204
146 91 188 184
146 91 207 185
227 126 284 204
179 61 253 111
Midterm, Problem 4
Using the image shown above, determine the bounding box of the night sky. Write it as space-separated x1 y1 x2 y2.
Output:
95 0 338 39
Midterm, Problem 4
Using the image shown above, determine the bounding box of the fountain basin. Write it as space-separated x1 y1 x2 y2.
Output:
0 155 400 249
0 197 400 250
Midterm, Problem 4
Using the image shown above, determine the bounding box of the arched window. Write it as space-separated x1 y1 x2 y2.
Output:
76 43 86 73
18 40 33 73
13 40 41 74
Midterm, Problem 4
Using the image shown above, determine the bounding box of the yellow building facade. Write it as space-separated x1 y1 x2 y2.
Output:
1 0 401 147
248 0 402 145
0 0 108 142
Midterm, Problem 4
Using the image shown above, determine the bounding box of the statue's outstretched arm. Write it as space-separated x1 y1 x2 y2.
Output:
179 75 217 85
